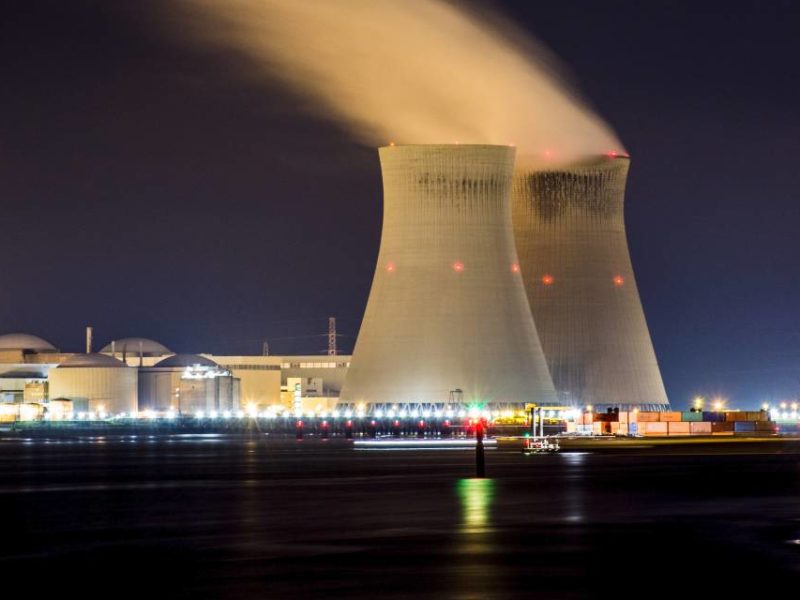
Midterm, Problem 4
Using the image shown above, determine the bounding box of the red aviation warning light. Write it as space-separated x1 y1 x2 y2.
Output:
452 261 465 273
511 263 520 273
542 274 554 286
613 275 625 287
386 262 396 272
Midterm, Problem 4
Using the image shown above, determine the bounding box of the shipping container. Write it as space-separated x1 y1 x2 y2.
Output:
725 411 747 422
668 422 691 435
747 411 767 422
637 412 658 422
734 421 756 433
628 423 638 435
755 421 775 432
702 412 725 422
711 421 734 432
659 411 682 422
690 422 712 435
681 411 703 422
617 423 629 435
618 411 629 423
640 421 668 435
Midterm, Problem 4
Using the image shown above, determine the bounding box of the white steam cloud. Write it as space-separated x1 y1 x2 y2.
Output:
170 0 624 166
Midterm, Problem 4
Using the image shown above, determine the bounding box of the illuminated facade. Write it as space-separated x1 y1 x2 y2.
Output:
341 144 556 407
512 155 669 409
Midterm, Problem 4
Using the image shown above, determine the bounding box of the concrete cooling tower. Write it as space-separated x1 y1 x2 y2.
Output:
340 144 557 408
512 155 669 410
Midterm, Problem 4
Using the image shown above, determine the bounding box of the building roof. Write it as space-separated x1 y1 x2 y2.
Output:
100 337 171 357
0 333 57 353
57 353 127 369
155 354 219 369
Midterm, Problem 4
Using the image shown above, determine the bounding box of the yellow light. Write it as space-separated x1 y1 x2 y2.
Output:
586 404 593 412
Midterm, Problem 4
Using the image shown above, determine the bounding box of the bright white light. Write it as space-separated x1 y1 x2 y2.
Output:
78 412 87 420
356 410 365 418
457 410 466 418
246 404 258 417
209 411 218 419
98 411 107 420
446 410 454 418
782 412 789 420
410 410 418 418
375 409 384 418
791 412 798 420
166 410 176 419
332 410 341 418
434 410 442 418
196 411 205 419
422 410 431 419
87 412 96 420
223 411 232 419
236 410 244 418
399 410 408 418
344 410 353 419
387 410 396 418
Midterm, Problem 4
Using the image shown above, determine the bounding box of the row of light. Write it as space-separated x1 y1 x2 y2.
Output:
49 408 578 422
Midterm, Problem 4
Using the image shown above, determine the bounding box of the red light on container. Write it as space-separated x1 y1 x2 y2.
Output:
542 274 554 285
370 420 376 426
296 420 304 428
452 261 464 273
394 420 400 426
322 421 329 428
613 275 624 286
346 420 352 427
511 263 520 273
607 150 618 157
386 262 396 272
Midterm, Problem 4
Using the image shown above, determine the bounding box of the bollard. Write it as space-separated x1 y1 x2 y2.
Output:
295 420 304 440
417 420 425 438
475 420 486 478
321 420 329 439
345 419 353 439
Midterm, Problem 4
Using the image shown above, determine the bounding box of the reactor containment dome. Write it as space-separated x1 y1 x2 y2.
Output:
340 144 556 408
512 155 669 410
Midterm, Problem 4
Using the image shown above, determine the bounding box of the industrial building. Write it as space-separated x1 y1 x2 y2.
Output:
0 332 349 416
512 155 669 410
341 144 557 408
138 354 237 413
48 353 138 415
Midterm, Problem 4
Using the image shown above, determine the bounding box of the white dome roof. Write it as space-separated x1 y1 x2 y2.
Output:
100 338 171 356
155 354 219 368
58 353 127 369
0 333 57 353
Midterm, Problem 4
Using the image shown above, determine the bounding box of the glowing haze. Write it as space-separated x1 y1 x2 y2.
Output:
171 0 624 166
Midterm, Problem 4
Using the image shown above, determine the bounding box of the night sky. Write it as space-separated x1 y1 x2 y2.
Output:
2 1 799 408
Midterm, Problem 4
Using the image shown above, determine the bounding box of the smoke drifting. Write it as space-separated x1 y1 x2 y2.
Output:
170 0 623 166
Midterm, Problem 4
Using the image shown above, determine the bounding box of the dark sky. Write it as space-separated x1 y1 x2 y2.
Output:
2 1 799 409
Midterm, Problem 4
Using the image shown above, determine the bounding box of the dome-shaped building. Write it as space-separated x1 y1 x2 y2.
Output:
48 353 137 415
0 333 58 354
100 337 171 367
139 354 238 414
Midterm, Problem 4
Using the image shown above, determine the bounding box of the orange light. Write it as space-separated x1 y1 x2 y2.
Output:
452 261 464 273
386 262 395 272
613 275 624 286
544 149 554 159
389 141 396 146
542 274 554 285
511 263 520 273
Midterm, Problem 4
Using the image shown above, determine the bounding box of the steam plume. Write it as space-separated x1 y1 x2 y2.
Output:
170 0 624 166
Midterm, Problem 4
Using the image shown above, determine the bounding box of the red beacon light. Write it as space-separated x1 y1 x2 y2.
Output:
542 274 554 286
386 262 396 272
613 275 625 287
511 263 520 273
452 261 465 273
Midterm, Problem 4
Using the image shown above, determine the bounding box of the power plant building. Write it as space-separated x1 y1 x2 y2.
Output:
138 354 238 413
512 155 669 410
341 144 557 408
48 353 138 414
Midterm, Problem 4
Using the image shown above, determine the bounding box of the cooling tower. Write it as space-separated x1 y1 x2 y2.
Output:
340 144 557 407
512 155 669 410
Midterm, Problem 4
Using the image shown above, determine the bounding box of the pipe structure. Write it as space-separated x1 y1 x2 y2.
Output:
341 144 556 407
